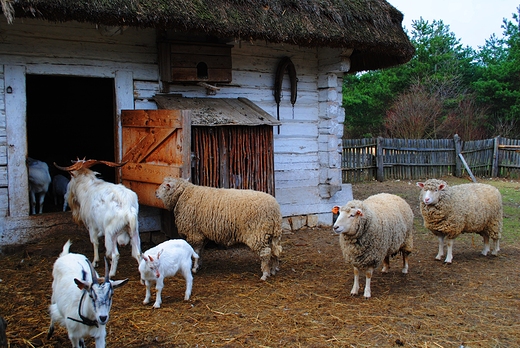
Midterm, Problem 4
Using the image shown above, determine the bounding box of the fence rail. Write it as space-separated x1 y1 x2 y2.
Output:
341 135 520 182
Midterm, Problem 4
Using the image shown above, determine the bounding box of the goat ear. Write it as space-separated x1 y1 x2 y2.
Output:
74 278 91 291
111 278 129 289
142 254 149 262
157 249 164 259
148 255 154 262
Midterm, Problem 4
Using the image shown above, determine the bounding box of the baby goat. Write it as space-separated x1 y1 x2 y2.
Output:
48 240 128 348
138 239 199 308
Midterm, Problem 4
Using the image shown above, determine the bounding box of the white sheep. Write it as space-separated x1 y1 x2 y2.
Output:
52 174 70 211
333 193 414 298
54 159 141 277
27 157 52 214
155 177 283 281
138 239 199 308
417 179 502 263
47 240 128 348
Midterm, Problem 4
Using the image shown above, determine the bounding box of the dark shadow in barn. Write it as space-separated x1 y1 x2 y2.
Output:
26 75 115 213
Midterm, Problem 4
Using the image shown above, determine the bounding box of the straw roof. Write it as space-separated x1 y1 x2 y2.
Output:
2 0 415 72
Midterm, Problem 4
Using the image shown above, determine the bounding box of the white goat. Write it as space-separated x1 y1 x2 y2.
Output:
27 157 52 214
48 240 128 348
55 159 141 277
138 239 199 308
52 174 70 211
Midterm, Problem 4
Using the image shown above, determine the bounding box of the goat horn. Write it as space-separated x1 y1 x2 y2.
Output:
85 258 99 284
54 159 128 172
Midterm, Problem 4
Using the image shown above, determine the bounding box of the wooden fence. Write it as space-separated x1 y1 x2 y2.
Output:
342 135 520 182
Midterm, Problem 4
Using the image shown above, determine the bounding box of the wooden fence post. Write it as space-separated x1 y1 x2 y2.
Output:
454 134 462 177
492 135 500 178
376 136 384 182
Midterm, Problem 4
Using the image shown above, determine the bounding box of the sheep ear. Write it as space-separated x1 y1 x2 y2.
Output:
417 182 424 188
74 278 91 291
438 184 445 190
356 209 363 217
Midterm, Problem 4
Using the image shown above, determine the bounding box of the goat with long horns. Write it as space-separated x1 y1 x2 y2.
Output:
55 158 141 277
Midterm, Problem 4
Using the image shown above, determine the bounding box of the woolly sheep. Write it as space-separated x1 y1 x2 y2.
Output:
155 177 283 281
417 179 502 263
333 193 414 298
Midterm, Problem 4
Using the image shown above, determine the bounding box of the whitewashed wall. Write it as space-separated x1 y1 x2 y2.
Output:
0 18 351 245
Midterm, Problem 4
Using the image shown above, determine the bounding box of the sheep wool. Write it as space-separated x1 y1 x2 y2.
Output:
156 177 283 281
417 179 502 263
333 193 414 298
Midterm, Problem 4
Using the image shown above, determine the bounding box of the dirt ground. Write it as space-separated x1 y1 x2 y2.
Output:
1 177 519 347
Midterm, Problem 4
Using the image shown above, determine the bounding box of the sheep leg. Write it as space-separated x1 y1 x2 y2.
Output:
143 280 153 305
481 235 490 256
153 277 164 308
350 267 360 296
401 251 409 274
444 238 454 263
491 238 500 255
259 247 272 281
435 235 445 261
381 256 390 273
363 267 373 299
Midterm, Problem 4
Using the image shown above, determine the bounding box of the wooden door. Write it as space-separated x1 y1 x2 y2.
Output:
120 109 191 208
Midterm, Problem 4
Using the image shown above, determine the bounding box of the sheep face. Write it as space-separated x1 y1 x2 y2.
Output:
417 179 447 205
333 202 364 236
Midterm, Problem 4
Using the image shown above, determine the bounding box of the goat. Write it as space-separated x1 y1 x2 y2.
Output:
55 159 141 277
52 174 70 211
48 240 128 348
27 157 52 214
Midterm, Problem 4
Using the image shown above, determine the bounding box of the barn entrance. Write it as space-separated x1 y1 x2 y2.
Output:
25 75 115 213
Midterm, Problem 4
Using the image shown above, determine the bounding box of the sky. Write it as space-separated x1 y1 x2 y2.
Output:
388 0 519 49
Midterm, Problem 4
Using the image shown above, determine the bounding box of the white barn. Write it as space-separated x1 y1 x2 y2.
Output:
0 0 413 245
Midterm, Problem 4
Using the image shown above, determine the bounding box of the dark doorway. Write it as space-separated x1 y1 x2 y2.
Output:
26 75 115 213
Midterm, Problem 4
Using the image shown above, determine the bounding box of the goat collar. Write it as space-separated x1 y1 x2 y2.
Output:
67 290 99 327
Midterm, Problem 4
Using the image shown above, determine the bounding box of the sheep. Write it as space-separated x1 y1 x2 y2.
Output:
47 240 128 348
27 157 52 214
155 177 283 281
333 193 414 298
52 174 70 211
417 179 502 264
138 239 199 308
54 159 141 277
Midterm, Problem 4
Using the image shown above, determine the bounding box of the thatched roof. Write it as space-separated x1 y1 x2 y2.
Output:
2 0 415 72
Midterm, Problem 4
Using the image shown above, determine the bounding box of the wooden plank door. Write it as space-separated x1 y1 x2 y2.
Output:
120 109 191 208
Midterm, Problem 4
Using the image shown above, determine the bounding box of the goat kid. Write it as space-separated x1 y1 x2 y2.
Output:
52 174 70 211
27 157 52 214
139 239 199 308
48 240 128 348
55 159 141 277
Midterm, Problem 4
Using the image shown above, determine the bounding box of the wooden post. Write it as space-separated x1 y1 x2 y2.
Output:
491 135 500 178
376 136 384 182
454 134 462 177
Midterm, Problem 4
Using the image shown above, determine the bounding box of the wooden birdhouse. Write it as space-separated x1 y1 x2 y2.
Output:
158 41 233 84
